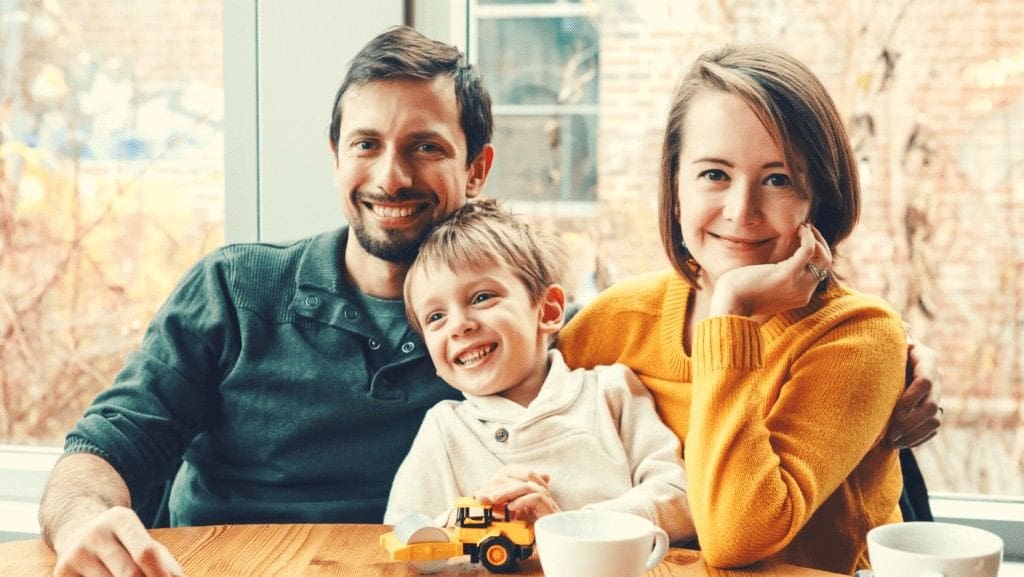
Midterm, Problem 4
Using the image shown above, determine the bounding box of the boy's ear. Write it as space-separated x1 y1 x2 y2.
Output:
538 284 566 335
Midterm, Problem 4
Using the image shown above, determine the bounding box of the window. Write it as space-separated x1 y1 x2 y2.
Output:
0 1 224 447
470 0 599 204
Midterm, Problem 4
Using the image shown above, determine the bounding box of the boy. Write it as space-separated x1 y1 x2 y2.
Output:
384 199 695 543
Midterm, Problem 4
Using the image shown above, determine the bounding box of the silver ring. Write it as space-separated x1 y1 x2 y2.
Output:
805 263 828 282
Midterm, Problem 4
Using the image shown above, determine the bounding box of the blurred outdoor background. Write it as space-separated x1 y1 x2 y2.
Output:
1 0 1021 499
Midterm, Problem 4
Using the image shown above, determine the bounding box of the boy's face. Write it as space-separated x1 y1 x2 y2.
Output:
408 260 563 407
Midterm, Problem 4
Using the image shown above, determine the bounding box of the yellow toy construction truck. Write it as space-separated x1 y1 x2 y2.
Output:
380 497 535 574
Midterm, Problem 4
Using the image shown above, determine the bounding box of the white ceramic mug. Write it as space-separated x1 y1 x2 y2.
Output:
534 510 669 577
867 522 1003 577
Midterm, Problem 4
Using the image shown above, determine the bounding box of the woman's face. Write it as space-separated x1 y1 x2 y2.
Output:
675 90 812 286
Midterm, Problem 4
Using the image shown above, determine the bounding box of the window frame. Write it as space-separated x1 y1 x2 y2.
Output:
467 0 600 206
224 1 405 244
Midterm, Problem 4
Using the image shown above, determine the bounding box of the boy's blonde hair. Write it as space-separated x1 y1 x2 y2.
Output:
404 198 565 334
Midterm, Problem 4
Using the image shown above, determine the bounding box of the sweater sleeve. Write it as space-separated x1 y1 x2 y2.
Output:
559 287 630 369
383 405 464 525
64 248 238 503
582 365 696 544
686 308 905 567
561 301 614 368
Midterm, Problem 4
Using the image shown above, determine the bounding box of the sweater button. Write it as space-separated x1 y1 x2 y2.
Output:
343 307 359 320
368 338 382 350
304 295 320 308
494 428 509 443
400 342 415 353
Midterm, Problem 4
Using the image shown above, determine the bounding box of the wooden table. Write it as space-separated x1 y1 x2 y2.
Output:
0 523 845 576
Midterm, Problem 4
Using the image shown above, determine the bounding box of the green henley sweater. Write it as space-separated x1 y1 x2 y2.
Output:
65 227 459 525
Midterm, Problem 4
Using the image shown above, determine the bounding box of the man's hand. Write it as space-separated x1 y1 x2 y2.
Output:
40 453 185 577
475 467 561 524
53 506 184 577
884 336 943 449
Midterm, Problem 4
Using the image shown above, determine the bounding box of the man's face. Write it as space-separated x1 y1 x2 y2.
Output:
332 76 492 263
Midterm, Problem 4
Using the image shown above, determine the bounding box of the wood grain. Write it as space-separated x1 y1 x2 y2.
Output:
0 524 845 577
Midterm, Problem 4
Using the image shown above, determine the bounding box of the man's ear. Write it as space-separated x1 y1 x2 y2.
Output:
328 135 339 167
538 284 566 335
466 144 494 199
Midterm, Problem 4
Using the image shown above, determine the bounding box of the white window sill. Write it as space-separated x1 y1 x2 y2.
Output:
0 502 40 535
929 493 1024 560
0 445 61 540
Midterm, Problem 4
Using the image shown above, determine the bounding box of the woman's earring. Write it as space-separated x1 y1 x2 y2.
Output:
679 236 699 271
678 236 689 259
679 238 695 269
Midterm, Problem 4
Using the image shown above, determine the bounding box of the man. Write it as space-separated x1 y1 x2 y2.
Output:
40 26 491 577
38 26 941 577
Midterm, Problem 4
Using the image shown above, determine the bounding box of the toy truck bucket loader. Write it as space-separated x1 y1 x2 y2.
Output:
380 497 535 574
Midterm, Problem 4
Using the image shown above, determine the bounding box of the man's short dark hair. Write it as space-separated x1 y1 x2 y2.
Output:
328 26 493 167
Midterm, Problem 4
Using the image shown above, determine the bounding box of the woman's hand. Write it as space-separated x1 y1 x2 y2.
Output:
709 223 832 319
475 466 561 523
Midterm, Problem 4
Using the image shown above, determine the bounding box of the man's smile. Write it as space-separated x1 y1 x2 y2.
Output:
356 193 434 226
367 203 418 218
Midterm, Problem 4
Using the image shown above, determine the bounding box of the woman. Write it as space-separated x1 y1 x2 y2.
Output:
559 46 906 575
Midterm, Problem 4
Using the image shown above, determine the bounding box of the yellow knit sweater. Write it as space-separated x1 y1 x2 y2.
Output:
558 269 905 575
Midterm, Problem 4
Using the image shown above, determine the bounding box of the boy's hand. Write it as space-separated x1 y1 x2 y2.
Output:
475 466 561 523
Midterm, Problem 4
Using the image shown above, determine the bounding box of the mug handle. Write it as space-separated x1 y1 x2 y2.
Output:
645 527 670 571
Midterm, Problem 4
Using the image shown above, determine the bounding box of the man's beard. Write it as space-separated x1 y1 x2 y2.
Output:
350 219 430 264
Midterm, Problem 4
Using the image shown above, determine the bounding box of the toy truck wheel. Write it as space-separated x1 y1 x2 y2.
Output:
390 515 451 574
479 536 517 573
